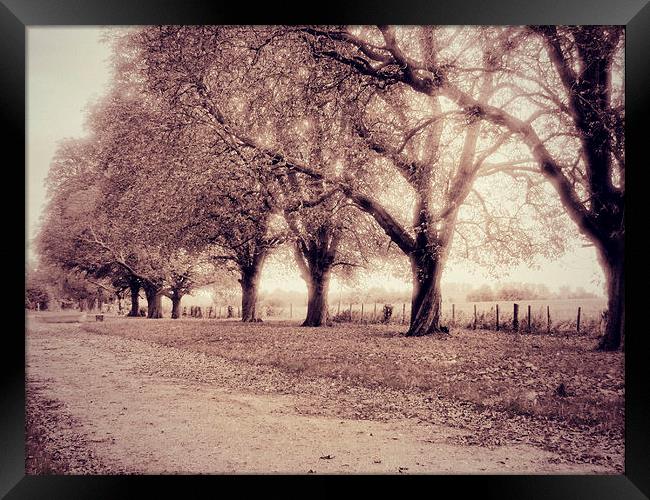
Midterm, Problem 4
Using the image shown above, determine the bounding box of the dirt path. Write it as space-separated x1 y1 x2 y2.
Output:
26 323 611 474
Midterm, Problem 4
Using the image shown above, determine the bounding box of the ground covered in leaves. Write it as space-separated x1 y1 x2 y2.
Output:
28 317 624 473
66 317 624 472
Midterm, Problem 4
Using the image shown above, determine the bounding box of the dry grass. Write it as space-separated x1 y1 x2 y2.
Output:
25 429 57 474
25 389 64 474
79 318 624 432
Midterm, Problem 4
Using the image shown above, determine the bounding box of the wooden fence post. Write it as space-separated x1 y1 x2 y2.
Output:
473 304 477 330
576 307 581 333
402 303 406 325
513 303 519 332
496 304 500 331
527 305 531 333
361 303 364 322
547 306 550 334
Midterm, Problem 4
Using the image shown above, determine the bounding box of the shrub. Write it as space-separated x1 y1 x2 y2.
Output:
264 305 285 317
381 304 393 324
332 310 352 323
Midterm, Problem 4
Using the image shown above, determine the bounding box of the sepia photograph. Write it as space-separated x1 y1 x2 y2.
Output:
24 23 626 476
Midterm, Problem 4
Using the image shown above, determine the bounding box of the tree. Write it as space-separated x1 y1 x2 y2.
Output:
296 25 624 349
467 284 495 302
286 26 562 335
283 189 382 327
25 263 50 310
287 196 340 326
343 52 504 335
276 117 385 327
204 199 284 322
154 140 288 322
26 261 112 312
519 27 624 349
276 27 560 335
36 136 167 318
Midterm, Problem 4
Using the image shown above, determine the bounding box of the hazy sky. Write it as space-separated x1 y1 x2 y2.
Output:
27 27 113 253
26 27 606 296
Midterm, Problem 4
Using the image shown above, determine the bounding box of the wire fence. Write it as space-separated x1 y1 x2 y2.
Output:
174 298 607 336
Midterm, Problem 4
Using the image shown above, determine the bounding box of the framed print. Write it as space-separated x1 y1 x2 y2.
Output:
5 0 649 497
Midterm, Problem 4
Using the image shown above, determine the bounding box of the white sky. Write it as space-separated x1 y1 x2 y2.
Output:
26 27 606 297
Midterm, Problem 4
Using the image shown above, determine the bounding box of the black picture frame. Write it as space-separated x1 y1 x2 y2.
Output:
4 0 649 497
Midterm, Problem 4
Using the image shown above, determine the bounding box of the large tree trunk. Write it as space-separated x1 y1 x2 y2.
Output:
598 245 624 351
240 274 259 322
238 247 268 322
291 231 339 327
303 267 331 327
144 285 163 319
406 251 445 337
171 292 182 320
128 279 140 317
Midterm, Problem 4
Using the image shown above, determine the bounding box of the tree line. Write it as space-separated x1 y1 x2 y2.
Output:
466 283 600 303
34 26 624 350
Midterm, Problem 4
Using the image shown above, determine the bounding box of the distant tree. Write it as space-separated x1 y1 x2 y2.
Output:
35 137 141 313
467 284 495 302
25 273 49 310
210 277 240 311
557 285 572 299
